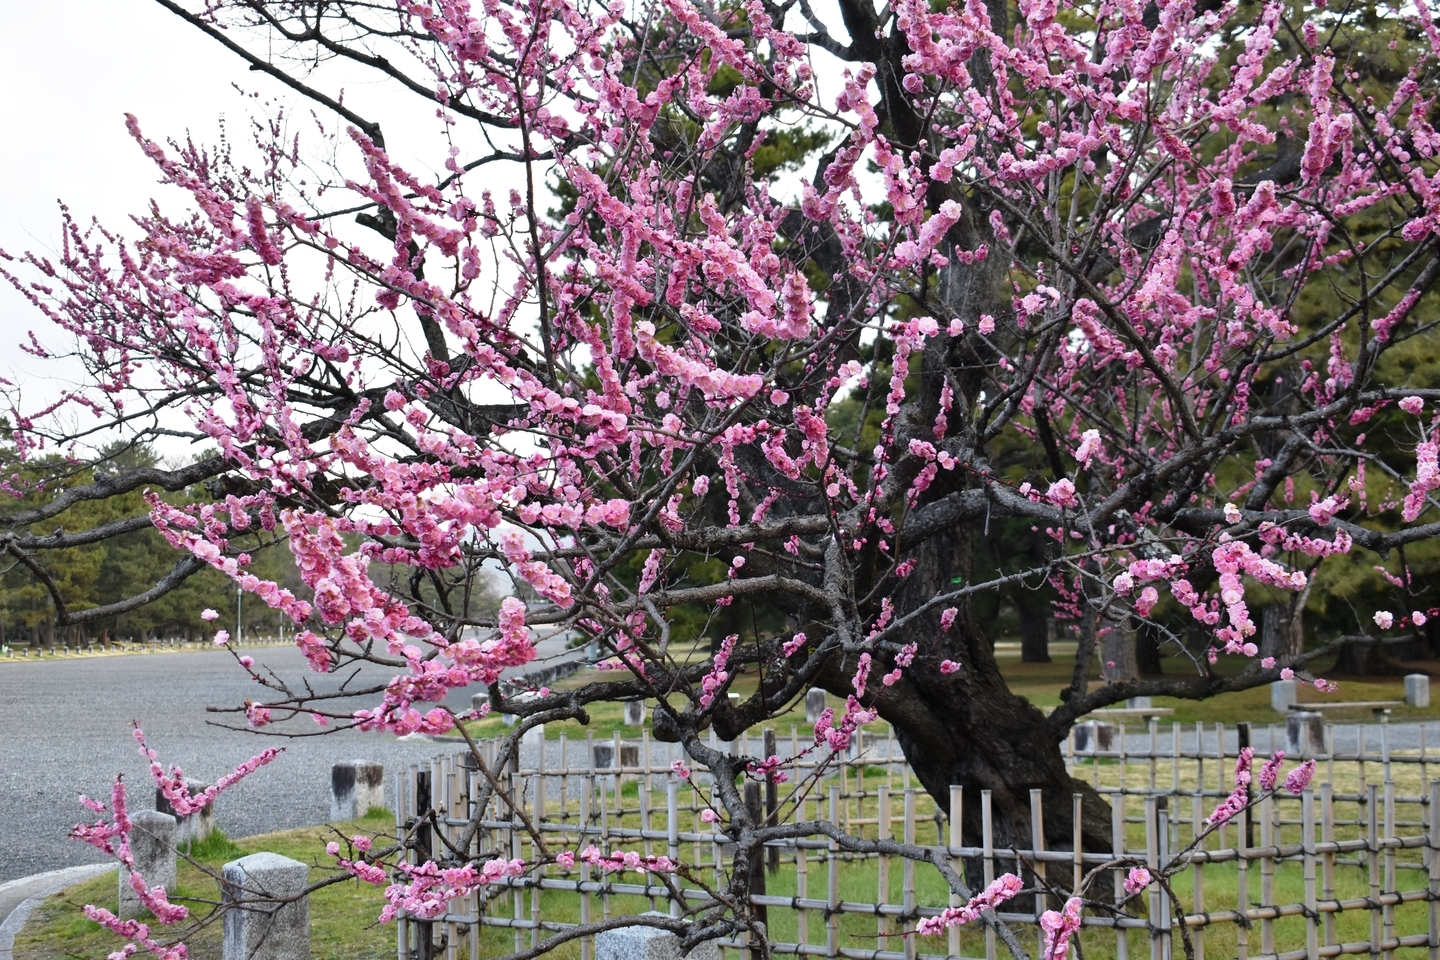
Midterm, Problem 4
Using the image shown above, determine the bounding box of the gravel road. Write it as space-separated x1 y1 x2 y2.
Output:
0 645 488 883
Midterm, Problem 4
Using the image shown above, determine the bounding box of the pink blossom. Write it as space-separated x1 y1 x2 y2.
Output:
915 873 1024 934
200 609 219 621
1258 751 1285 791
1400 396 1425 415
1039 897 1084 960
1285 760 1316 794
1123 867 1151 896
1374 610 1394 629
1414 611 1429 627
1045 478 1080 509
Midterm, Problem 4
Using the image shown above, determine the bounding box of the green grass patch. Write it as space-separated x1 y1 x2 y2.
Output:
14 813 398 960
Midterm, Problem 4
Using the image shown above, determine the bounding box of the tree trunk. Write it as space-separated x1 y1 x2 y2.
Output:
1260 604 1289 660
826 517 1113 895
1135 622 1164 676
1018 601 1050 663
1101 621 1138 683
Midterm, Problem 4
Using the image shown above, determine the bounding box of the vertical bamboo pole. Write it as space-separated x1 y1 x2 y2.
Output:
1144 795 1160 960
533 770 546 949
1368 782 1381 957
903 789 917 960
878 786 893 942
580 782 593 960
1384 780 1396 960
1191 791 1205 960
668 780 681 919
983 789 996 960
1258 791 1273 956
827 785 841 960
1114 792 1129 960
1235 775 1249 960
1322 781 1336 948
797 809 810 948
397 769 408 960
950 786 964 960
1303 788 1319 960
1428 778 1439 960
1072 793 1083 896
1031 789 1046 960
1149 717 1159 792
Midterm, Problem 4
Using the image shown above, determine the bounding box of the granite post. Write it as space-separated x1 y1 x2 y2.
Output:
156 778 215 846
222 852 310 960
1270 678 1297 713
1405 674 1431 708
804 689 827 724
330 761 385 821
119 810 177 919
595 913 719 960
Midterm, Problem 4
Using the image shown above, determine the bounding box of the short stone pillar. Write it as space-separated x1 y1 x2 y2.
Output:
156 779 215 846
119 810 177 918
804 688 827 723
330 761 385 821
1125 696 1153 710
1270 678 1297 714
625 700 646 726
595 913 719 960
222 852 310 960
1286 711 1326 759
471 691 490 715
1072 721 1115 754
521 723 545 749
1405 674 1431 708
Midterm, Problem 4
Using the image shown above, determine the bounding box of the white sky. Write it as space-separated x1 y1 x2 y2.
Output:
0 1 859 448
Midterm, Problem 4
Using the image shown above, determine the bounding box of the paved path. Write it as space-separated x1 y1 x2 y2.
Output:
0 639 574 884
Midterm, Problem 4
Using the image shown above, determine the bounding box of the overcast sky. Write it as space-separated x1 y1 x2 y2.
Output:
0 2 503 429
1 3 272 409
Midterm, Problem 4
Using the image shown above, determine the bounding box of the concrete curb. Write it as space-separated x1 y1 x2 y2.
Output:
0 864 115 960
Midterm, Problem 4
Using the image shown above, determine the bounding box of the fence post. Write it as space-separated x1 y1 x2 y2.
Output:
878 786 892 943
1368 782 1381 956
663 777 682 919
1258 791 1273 956
580 780 593 960
1322 781 1336 948
827 785 841 960
1030 788 1046 960
1144 795 1159 960
903 789 917 960
744 781 769 960
1191 791 1205 960
982 789 995 960
764 728 779 874
1428 778 1439 960
1384 780 1397 952
1113 793 1129 960
1303 788 1319 960
949 786 963 960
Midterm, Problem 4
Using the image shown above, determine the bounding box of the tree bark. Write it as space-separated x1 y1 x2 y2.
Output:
821 520 1113 880
1135 621 1164 676
1018 601 1051 663
1101 621 1138 684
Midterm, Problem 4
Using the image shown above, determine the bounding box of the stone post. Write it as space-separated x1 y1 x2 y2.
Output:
1285 711 1326 759
1270 678 1297 713
119 810 176 919
222 852 310 960
156 778 215 846
1405 673 1431 708
330 761 385 821
595 913 719 960
804 688 827 724
625 700 646 726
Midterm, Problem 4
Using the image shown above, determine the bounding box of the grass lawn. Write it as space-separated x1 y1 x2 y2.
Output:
21 644 1440 960
462 645 1440 744
13 808 398 960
